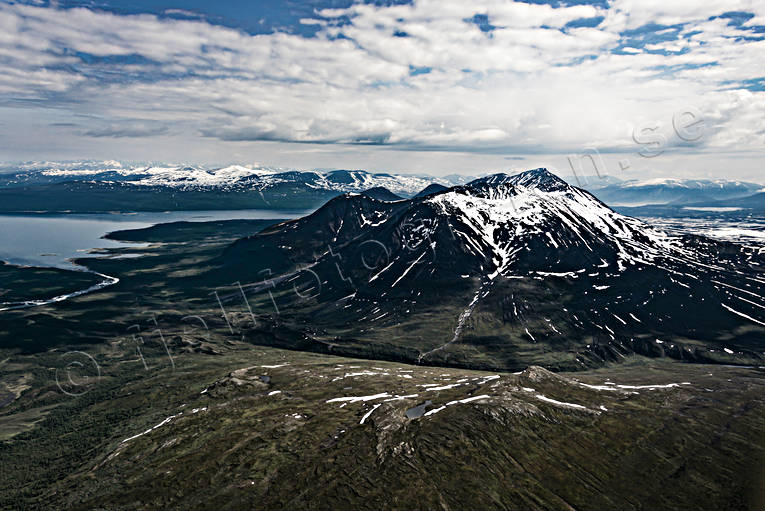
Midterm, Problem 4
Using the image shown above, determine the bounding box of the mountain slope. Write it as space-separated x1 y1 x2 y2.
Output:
207 169 765 371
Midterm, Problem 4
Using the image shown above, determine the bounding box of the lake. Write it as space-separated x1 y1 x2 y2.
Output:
0 210 311 269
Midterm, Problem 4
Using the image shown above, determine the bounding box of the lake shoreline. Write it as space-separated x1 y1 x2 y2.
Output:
0 272 119 312
0 214 298 312
0 261 118 312
0 209 310 269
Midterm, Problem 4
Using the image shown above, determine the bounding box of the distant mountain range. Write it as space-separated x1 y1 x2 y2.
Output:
207 168 765 370
0 161 452 212
0 161 441 194
574 176 764 208
0 161 762 214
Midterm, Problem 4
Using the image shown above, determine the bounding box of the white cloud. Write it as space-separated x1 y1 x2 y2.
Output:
0 0 763 177
603 0 759 31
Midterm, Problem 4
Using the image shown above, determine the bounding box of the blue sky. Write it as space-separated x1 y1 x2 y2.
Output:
0 0 764 180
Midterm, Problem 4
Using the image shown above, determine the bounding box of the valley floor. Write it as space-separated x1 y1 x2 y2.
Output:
1 342 764 510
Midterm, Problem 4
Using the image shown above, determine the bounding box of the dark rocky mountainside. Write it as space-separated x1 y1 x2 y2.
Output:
209 169 765 371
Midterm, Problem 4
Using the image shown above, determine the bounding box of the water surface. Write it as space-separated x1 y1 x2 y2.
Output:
0 209 310 268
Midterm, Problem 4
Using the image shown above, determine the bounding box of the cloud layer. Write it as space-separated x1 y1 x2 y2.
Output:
0 0 763 175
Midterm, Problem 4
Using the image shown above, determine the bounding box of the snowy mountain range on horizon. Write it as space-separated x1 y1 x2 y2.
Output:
0 160 762 212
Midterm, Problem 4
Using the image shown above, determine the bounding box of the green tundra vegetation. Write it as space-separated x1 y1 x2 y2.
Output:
0 218 763 510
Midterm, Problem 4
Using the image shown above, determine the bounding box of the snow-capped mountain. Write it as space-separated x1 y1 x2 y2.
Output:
0 160 455 212
214 168 765 371
426 170 680 279
0 160 449 197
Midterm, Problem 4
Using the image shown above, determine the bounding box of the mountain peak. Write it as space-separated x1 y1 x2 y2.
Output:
414 183 449 198
467 168 569 193
455 169 571 202
507 168 569 191
360 186 404 202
